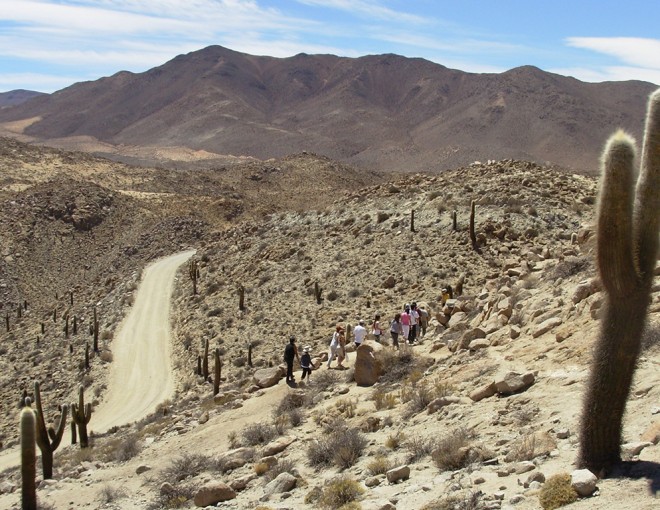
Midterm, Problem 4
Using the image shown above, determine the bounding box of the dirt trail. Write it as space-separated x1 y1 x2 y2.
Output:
92 250 196 433
0 250 195 472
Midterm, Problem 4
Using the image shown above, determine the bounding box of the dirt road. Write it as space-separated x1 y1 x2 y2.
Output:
92 250 195 433
0 250 195 472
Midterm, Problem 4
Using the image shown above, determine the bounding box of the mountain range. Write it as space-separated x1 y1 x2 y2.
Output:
0 45 656 174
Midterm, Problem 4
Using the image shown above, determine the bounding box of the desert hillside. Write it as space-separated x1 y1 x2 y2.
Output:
0 139 657 510
0 46 656 174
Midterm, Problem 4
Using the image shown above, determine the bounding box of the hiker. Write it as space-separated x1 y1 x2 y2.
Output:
408 302 419 344
327 325 344 368
401 305 411 341
372 314 383 343
418 305 429 338
301 346 313 381
284 335 299 383
353 319 367 348
337 328 347 368
390 313 403 349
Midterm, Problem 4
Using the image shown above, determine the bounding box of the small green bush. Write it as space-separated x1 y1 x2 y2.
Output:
539 473 578 510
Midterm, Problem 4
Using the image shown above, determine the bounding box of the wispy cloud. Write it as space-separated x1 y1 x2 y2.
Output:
564 37 660 84
295 0 427 24
0 72 80 91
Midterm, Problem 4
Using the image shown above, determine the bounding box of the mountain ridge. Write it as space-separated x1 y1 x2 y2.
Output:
0 45 656 173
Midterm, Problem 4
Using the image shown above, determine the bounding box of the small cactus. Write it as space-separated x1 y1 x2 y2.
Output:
20 404 37 510
34 381 68 479
189 259 200 295
93 307 99 352
314 281 323 305
247 342 253 368
238 285 245 311
578 88 660 474
71 386 92 448
202 338 210 379
452 210 457 231
410 209 415 232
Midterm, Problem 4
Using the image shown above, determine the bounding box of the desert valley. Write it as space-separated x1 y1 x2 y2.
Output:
0 46 658 510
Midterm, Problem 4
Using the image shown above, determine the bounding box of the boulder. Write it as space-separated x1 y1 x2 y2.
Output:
532 317 562 338
468 338 490 351
354 340 383 386
448 311 467 328
470 382 497 402
386 465 410 483
428 396 462 414
193 481 236 507
497 297 513 318
216 447 255 471
571 469 597 497
262 436 297 456
264 472 297 495
229 473 257 492
640 422 660 444
253 366 285 388
495 372 535 395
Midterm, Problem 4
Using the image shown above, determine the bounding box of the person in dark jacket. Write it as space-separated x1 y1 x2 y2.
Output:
300 346 313 381
284 335 299 383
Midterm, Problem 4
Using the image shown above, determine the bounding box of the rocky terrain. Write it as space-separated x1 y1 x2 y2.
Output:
0 46 656 174
0 137 657 510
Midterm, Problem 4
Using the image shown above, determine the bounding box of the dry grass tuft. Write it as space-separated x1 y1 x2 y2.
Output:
538 473 578 510
320 476 364 509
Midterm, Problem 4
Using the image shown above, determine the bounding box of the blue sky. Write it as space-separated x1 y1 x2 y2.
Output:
1 0 659 93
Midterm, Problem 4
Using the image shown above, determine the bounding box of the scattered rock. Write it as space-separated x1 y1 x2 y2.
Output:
253 367 285 388
386 465 410 483
264 472 297 495
470 382 497 402
354 340 383 386
532 317 563 338
494 371 535 395
193 481 236 506
571 469 598 497
135 465 151 475
262 436 297 456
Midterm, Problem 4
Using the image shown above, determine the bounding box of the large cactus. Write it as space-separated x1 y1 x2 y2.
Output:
71 386 92 448
578 88 660 474
20 402 37 510
34 381 68 479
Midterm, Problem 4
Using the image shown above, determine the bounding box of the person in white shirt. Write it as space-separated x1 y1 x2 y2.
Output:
408 302 420 344
353 320 367 348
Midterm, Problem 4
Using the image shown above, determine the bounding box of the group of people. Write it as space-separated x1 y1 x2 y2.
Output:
284 303 431 378
388 302 429 349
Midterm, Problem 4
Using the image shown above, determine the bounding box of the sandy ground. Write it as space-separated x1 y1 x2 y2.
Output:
0 250 195 473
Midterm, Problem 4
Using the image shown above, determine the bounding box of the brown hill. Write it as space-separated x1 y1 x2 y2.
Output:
0 46 655 174
0 89 46 108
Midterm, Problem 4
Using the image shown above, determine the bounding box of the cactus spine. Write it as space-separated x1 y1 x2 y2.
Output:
71 386 92 448
20 404 37 510
34 381 68 479
578 89 660 474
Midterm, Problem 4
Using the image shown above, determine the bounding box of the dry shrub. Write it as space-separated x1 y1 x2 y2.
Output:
113 432 141 462
308 428 367 469
241 422 278 446
376 345 419 384
264 459 295 483
405 435 434 462
98 484 126 503
147 483 194 509
275 391 307 415
385 431 406 450
372 388 398 410
320 476 364 509
505 433 538 462
312 369 340 392
366 455 392 475
254 462 270 476
431 428 475 471
335 398 357 418
421 490 482 510
538 473 578 510
99 350 113 363
162 453 211 483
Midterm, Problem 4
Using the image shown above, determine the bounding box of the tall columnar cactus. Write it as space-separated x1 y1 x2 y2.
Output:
20 402 37 510
452 210 457 231
34 381 68 479
578 88 660 474
189 259 200 295
213 348 222 396
247 342 253 368
238 285 245 311
5 313 9 332
410 209 416 232
71 386 92 448
314 281 323 305
202 339 210 379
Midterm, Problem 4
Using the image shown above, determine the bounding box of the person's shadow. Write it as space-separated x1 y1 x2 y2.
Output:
609 460 660 496
286 379 298 388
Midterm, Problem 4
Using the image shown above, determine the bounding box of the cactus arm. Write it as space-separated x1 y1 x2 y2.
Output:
596 131 637 296
634 89 660 280
48 404 68 451
33 381 50 454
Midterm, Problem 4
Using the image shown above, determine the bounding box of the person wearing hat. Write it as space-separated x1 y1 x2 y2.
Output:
300 346 313 382
353 319 367 348
284 335 299 383
327 325 344 368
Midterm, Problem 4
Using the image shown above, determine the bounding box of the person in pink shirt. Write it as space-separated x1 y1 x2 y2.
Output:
400 305 411 340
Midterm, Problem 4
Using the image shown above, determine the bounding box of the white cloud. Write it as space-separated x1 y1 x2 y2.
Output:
0 72 79 91
566 37 660 70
